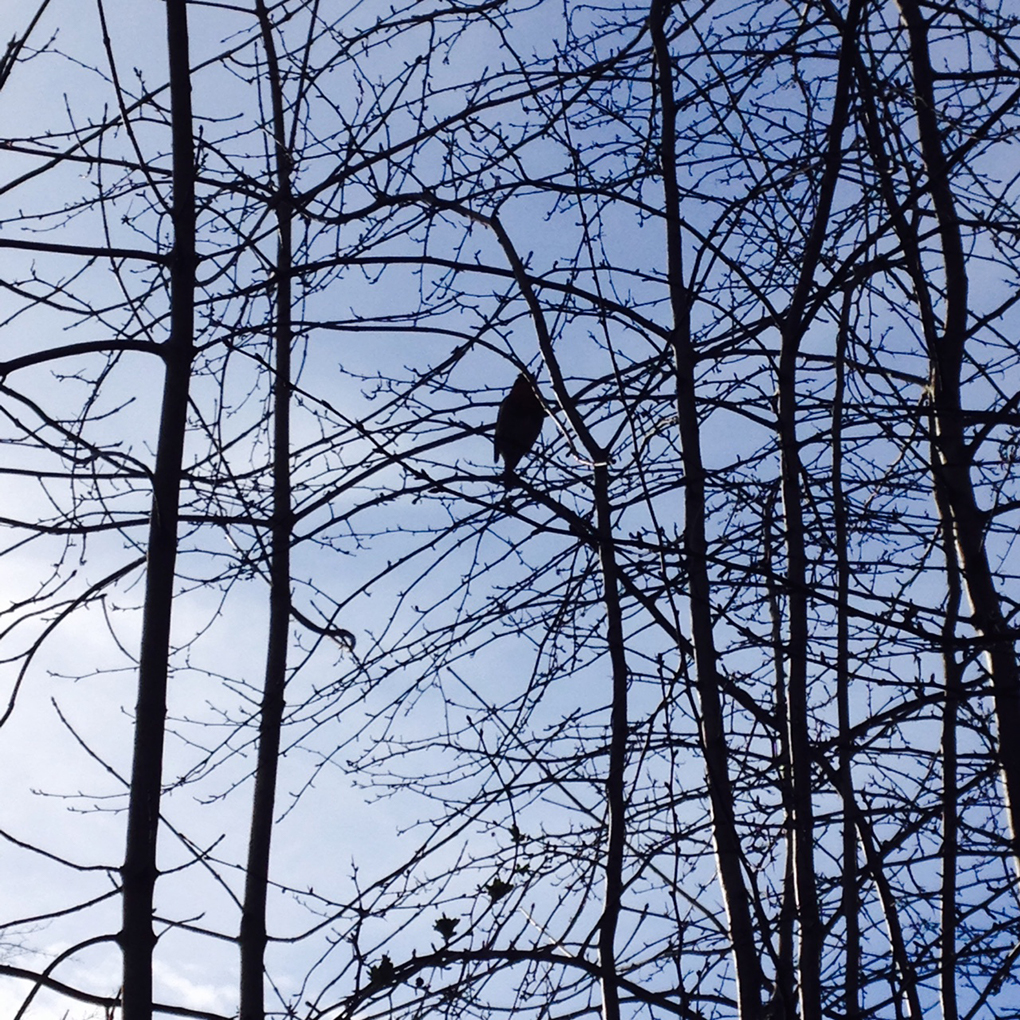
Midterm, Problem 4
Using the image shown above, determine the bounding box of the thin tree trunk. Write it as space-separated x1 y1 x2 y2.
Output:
650 4 760 1016
852 802 924 1020
459 201 638 1020
764 481 795 1020
895 0 1020 874
833 289 860 1020
775 5 861 1014
931 414 961 1020
592 460 630 1020
240 4 293 1017
774 329 820 1020
120 2 195 1017
474 204 634 1020
840 17 976 1003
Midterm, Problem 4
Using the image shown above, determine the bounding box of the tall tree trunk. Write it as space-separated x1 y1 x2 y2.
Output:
240 4 293 1017
593 461 630 1020
120 2 195 1017
477 204 636 1020
833 290 860 1020
764 481 795 1020
774 326 820 1020
931 414 961 1020
775 6 862 1015
650 4 761 1015
896 0 1020 873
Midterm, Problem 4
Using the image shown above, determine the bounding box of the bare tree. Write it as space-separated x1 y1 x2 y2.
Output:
3 3 1020 1020
120 3 198 1016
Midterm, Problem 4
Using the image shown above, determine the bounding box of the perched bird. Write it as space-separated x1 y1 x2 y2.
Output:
494 373 545 483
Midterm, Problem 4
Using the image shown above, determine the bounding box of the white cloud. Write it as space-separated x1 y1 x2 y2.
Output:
153 958 235 1015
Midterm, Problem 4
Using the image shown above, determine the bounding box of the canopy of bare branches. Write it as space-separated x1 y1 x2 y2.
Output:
2 1 1020 1019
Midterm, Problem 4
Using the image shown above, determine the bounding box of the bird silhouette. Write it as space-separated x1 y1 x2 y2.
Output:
494 373 545 483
